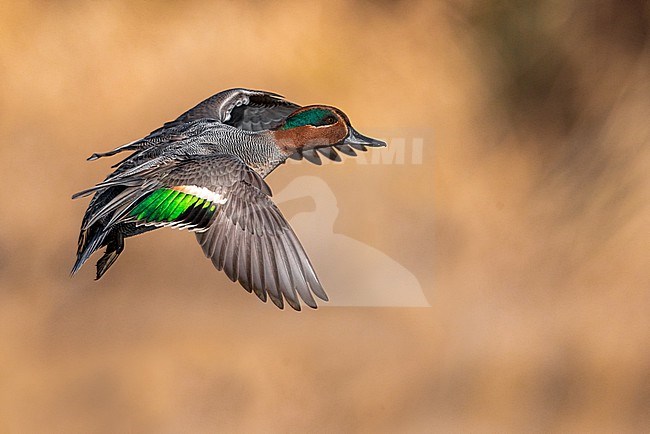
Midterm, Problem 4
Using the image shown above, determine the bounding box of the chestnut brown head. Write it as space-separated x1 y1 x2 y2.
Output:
273 105 385 154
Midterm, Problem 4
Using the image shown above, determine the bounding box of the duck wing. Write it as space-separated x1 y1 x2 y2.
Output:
155 88 300 133
88 89 300 161
75 153 327 310
192 161 328 311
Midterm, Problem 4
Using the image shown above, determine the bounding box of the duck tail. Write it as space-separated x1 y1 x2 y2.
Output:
95 230 124 280
71 224 110 276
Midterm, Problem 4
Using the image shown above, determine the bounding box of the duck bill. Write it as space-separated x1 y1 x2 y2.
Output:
344 127 386 148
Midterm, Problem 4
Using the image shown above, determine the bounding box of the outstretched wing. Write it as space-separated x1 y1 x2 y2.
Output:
288 143 370 165
195 179 328 311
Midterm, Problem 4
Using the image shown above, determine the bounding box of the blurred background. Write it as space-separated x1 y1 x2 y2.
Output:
1 0 649 432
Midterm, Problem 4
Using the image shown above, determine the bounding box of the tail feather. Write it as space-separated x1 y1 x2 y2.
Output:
72 186 123 276
71 225 111 276
95 231 124 279
73 144 154 278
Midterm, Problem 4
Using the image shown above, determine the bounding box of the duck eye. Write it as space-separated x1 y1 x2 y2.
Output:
323 115 337 125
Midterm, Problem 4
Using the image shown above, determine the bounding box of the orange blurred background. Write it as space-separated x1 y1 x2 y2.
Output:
1 1 649 432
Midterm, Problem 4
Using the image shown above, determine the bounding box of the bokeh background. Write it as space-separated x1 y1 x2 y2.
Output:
1 1 649 432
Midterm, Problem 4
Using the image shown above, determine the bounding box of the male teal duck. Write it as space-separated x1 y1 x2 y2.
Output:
72 88 385 310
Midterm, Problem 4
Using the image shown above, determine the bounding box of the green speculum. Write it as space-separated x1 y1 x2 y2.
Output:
130 188 213 223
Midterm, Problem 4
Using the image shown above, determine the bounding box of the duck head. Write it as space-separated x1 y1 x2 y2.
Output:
272 105 386 154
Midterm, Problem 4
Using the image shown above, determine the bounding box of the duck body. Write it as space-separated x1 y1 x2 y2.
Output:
72 88 385 310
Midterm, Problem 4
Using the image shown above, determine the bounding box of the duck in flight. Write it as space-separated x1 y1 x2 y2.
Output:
72 88 385 310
